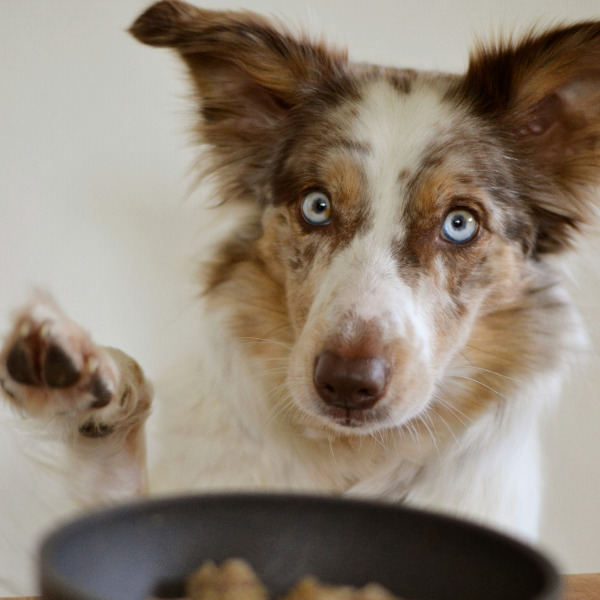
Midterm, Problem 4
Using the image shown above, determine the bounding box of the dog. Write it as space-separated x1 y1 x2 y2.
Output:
1 0 600 593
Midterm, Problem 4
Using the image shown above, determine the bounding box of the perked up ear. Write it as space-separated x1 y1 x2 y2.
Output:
130 0 347 200
459 23 600 253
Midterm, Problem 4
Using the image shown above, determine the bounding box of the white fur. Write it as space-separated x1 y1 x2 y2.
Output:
0 24 592 598
0 200 580 597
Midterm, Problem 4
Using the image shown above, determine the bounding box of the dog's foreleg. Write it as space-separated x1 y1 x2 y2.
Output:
0 294 152 505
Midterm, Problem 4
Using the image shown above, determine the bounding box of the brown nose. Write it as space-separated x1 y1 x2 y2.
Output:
313 351 389 410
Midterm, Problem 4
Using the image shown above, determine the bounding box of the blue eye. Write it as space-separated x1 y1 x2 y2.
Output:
301 190 332 226
441 208 479 244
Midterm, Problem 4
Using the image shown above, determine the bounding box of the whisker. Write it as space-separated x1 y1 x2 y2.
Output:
368 430 387 451
378 427 392 450
327 434 342 473
431 410 460 445
236 336 294 351
403 420 421 446
263 382 295 426
456 360 523 384
266 396 295 428
451 375 508 400
344 434 357 451
418 412 441 456
254 366 289 378
254 357 289 364
215 293 288 316
435 397 474 426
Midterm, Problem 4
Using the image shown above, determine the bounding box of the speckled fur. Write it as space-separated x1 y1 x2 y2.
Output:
2 2 600 594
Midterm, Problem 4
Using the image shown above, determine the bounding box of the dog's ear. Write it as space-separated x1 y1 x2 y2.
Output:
459 23 600 253
130 0 347 199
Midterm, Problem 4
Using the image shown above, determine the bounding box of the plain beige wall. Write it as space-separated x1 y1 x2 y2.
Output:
1 0 599 574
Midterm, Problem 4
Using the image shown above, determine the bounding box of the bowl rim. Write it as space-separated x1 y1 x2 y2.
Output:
39 492 563 600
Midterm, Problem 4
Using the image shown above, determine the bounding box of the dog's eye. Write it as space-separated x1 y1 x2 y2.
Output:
441 208 479 244
300 190 332 226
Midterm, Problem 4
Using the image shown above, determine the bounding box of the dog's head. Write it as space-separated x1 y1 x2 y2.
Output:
131 2 600 438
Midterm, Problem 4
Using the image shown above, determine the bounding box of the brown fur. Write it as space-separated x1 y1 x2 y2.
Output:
129 0 600 527
129 3 600 434
5 11 600 592
454 22 600 252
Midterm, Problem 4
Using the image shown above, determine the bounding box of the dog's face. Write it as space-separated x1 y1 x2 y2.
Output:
132 2 600 438
262 77 531 434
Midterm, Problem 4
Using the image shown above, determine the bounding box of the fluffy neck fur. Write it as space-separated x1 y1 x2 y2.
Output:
148 199 584 540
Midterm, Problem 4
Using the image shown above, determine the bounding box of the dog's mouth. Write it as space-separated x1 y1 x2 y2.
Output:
315 402 388 431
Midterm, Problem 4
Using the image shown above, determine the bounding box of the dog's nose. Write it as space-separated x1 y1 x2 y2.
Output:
313 351 389 410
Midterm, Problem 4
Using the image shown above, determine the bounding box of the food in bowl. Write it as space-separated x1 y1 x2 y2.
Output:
184 558 404 600
284 577 405 600
185 559 267 600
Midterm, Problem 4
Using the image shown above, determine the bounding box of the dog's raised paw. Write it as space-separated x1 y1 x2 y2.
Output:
0 295 118 419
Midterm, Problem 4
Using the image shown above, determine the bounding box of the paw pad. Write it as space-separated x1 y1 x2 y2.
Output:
43 344 81 388
6 339 39 386
6 328 81 389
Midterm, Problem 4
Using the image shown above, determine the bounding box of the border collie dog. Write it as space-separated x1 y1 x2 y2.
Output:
1 0 599 592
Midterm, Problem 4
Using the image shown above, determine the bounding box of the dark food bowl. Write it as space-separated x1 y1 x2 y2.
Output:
40 494 561 600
